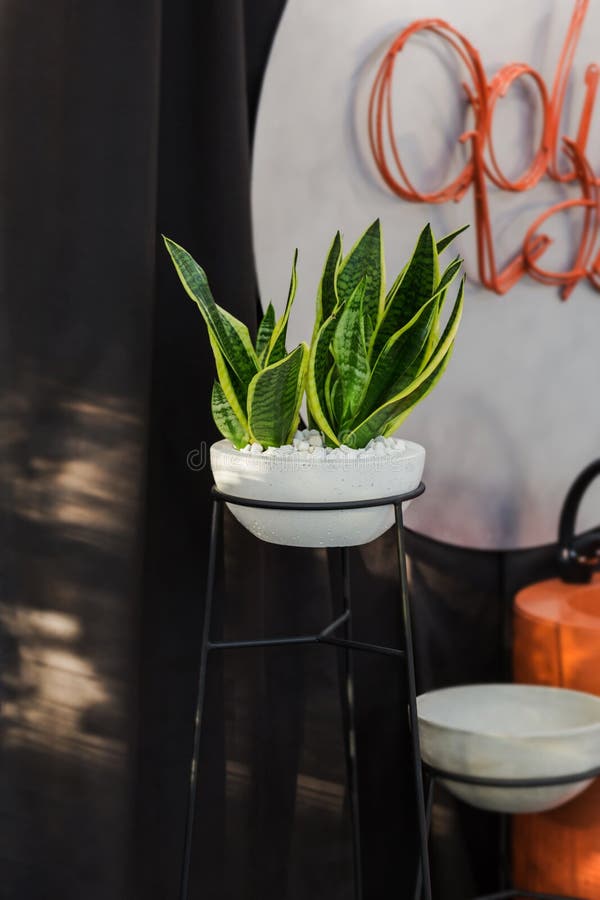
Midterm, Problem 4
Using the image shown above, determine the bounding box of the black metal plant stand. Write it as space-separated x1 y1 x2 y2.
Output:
179 483 433 900
416 764 600 900
410 459 600 900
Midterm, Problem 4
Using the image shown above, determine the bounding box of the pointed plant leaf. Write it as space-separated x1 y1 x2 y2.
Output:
248 343 309 447
433 256 463 313
344 278 464 447
436 223 469 255
369 223 438 362
422 255 463 366
306 315 339 445
306 408 320 431
209 333 249 426
324 364 338 427
345 342 455 448
336 219 384 322
363 313 374 352
256 302 276 359
217 304 258 363
354 294 439 423
382 344 455 437
362 256 462 417
331 378 343 428
332 279 370 423
164 237 258 386
315 231 342 334
266 249 298 365
383 262 408 312
212 381 248 448
346 342 456 447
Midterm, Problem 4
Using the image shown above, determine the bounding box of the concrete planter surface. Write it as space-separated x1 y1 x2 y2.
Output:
210 439 426 547
417 683 600 814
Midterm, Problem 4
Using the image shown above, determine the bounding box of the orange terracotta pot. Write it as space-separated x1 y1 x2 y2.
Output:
513 574 600 897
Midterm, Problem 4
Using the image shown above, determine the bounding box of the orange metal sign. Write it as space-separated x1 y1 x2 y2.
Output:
368 0 600 298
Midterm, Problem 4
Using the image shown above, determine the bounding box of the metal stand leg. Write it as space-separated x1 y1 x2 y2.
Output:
337 547 363 900
498 813 510 892
413 775 435 900
178 485 428 899
395 504 433 900
179 501 221 900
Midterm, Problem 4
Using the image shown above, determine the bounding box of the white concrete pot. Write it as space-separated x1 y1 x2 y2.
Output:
210 439 425 547
417 684 600 814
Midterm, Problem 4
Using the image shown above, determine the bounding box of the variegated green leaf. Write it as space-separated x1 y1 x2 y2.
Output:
382 344 455 437
218 304 259 364
336 219 384 322
332 279 370 423
346 342 456 447
266 250 298 365
344 278 464 447
422 255 463 366
324 364 338 427
306 315 339 445
353 294 439 423
383 262 408 313
211 381 248 448
248 343 309 447
314 231 342 335
345 343 455 448
369 223 438 362
433 256 463 313
256 302 276 360
209 334 249 428
331 379 343 428
363 313 374 352
436 223 469 255
164 237 258 386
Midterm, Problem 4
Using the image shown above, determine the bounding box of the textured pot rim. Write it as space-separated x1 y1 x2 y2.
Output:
210 437 425 467
417 683 600 740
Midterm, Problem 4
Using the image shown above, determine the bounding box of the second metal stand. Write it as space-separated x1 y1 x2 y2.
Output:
415 763 600 900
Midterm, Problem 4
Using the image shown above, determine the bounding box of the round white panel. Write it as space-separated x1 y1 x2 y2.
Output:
251 0 600 549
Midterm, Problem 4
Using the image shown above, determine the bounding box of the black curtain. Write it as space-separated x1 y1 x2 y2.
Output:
0 2 572 899
0 2 160 898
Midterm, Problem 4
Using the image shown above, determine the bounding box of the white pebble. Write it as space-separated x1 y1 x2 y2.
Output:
233 434 408 460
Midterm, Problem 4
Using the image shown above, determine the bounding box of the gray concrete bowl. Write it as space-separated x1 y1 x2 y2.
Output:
210 439 425 547
417 684 600 814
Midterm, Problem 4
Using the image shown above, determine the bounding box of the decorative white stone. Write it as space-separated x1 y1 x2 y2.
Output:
210 437 425 547
417 684 600 814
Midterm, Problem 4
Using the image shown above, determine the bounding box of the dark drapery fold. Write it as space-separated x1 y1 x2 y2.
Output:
0 2 580 899
0 2 161 898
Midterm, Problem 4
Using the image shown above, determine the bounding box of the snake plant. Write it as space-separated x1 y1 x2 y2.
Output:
164 219 465 451
164 237 308 449
307 220 466 448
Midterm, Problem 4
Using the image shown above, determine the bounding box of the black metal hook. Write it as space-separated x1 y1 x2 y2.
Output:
558 459 600 584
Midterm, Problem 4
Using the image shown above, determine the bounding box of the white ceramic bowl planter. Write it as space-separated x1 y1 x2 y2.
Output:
210 431 425 548
417 684 600 814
